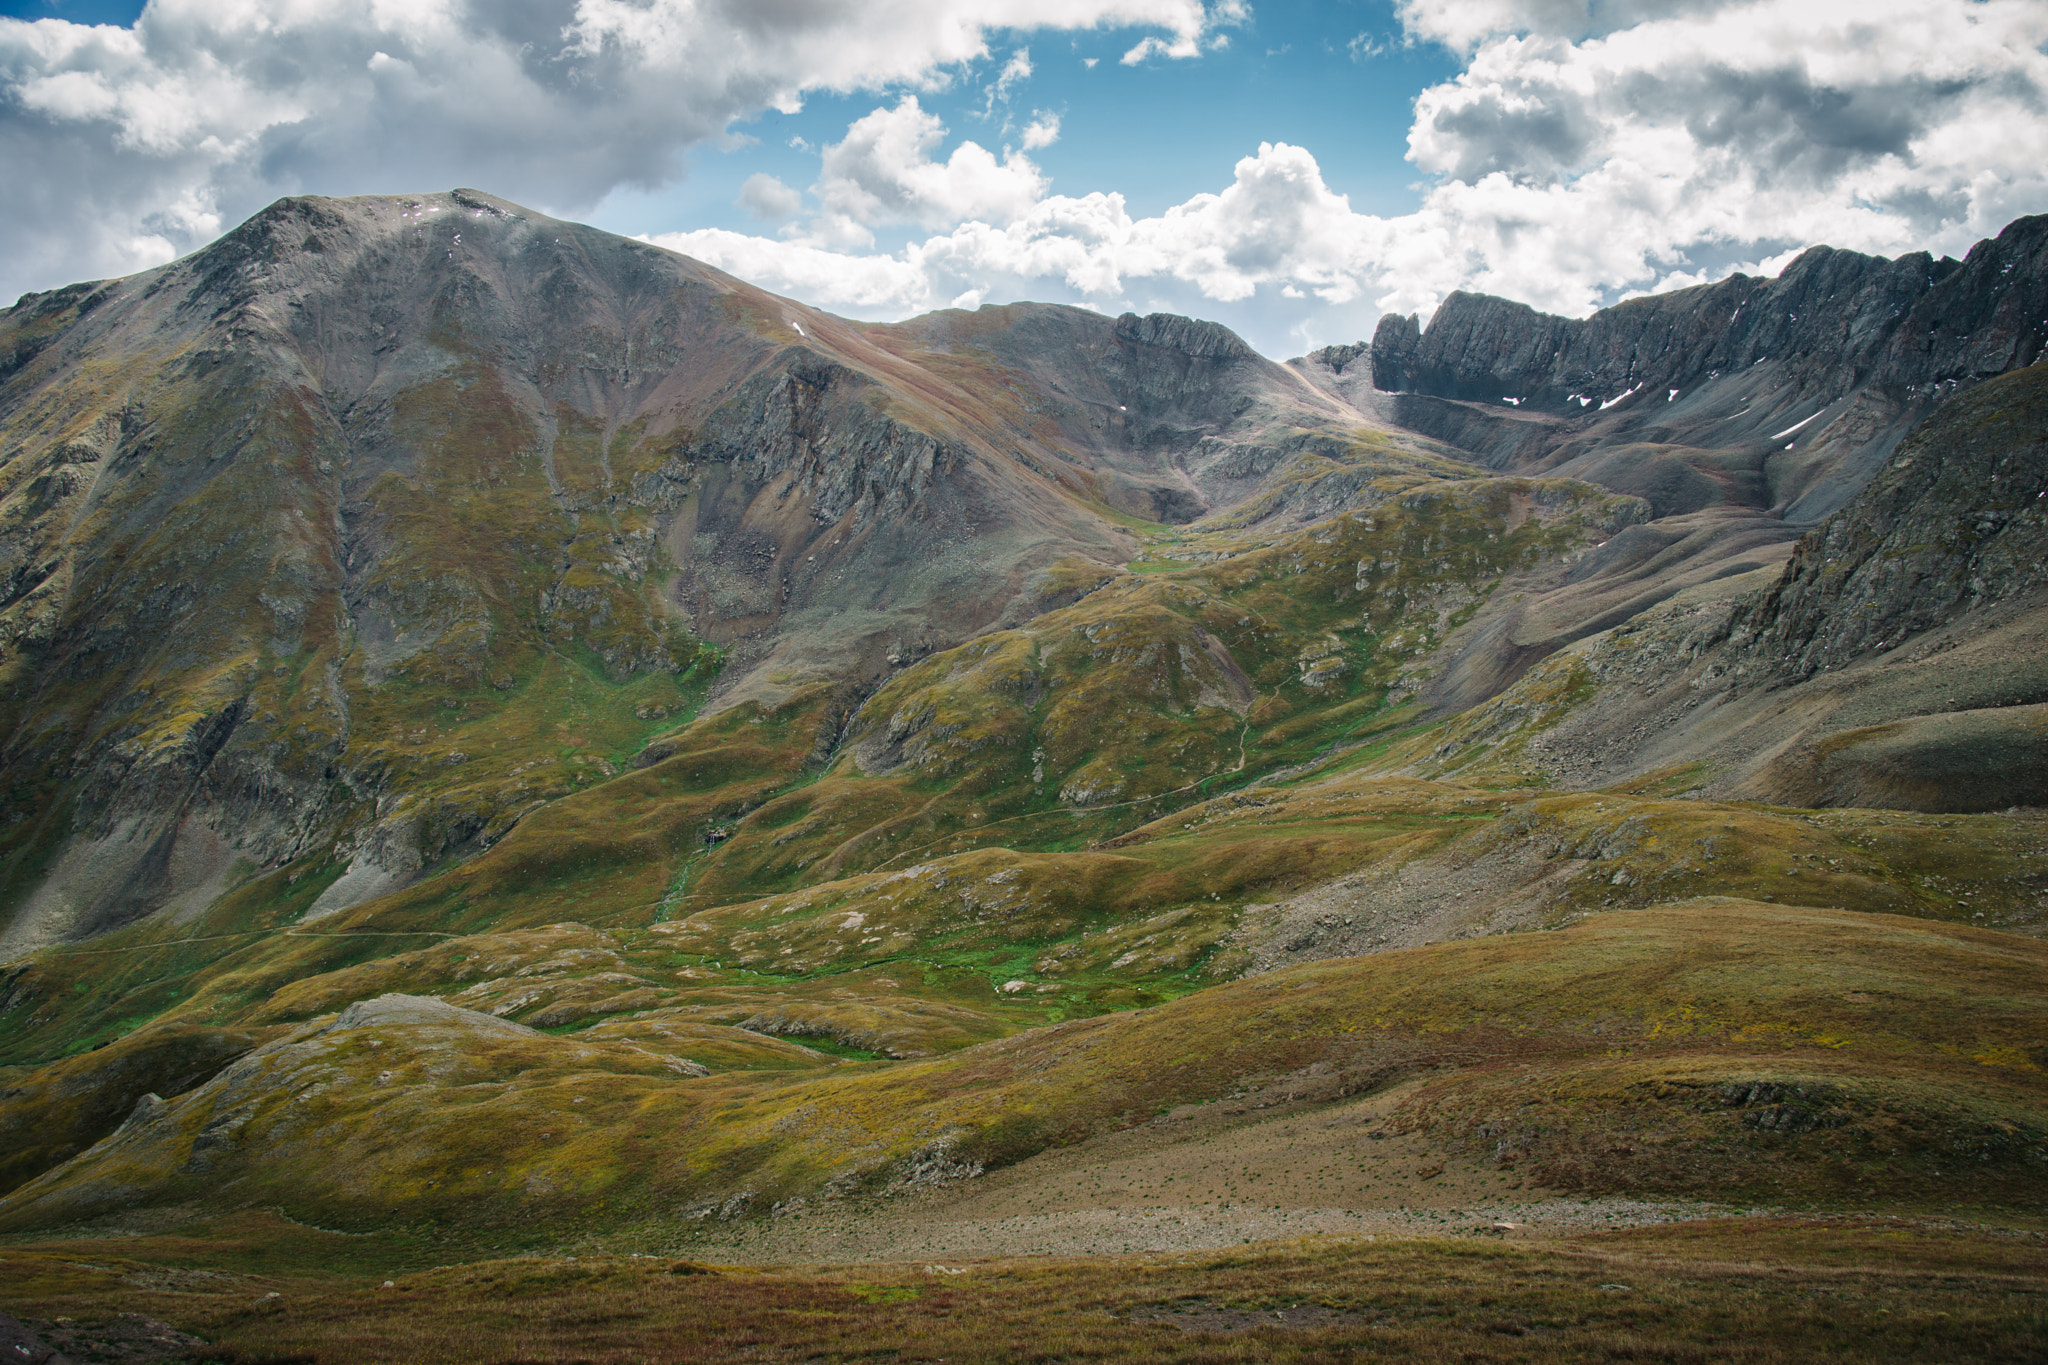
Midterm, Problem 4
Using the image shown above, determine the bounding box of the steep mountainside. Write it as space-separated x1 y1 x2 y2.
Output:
1281 217 2048 723
1 196 2045 1274
1362 215 2048 524
0 190 1444 955
1413 358 2048 812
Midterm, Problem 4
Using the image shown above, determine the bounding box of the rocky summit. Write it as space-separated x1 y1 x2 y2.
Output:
1 192 2046 1361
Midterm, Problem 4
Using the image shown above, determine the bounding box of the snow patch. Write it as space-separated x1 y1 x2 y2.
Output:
1770 411 1822 440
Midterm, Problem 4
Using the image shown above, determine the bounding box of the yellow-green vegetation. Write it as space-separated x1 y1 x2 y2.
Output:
0 468 1657 1068
2 614 2040 1280
4 1214 2045 1363
660 775 2043 1004
0 228 1662 1116
863 476 1645 810
7 703 2041 1075
0 1022 266 1197
0 678 825 1066
643 474 1645 903
0 294 720 1034
4 900 2041 1246
4 192 2046 1333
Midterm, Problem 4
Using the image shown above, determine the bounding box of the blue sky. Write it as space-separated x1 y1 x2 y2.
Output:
3 1 2045 356
0 0 136 19
592 5 1460 238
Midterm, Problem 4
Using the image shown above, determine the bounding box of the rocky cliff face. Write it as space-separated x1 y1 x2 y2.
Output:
1369 215 2048 524
1741 359 2048 679
878 300 1418 528
1373 217 2048 412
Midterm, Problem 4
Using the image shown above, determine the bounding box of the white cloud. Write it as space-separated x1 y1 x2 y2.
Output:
737 173 803 221
1020 112 1062 149
1380 0 2048 314
1393 0 1731 52
1121 0 1244 62
653 227 933 312
811 97 1048 235
656 140 1370 318
654 0 2048 354
0 0 1227 303
1347 33 1387 62
1120 36 1184 63
984 46 1032 114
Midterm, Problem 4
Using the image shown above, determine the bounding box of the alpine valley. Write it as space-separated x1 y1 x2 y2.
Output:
1 190 2046 1363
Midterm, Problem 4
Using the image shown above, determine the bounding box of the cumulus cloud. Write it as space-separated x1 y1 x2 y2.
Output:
654 140 1371 317
811 97 1047 240
654 0 2048 353
0 0 1225 302
1393 0 1732 52
662 227 933 310
1384 0 2048 314
737 173 803 221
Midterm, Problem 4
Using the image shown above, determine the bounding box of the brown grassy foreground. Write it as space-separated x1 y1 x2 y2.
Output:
3 1213 2046 1363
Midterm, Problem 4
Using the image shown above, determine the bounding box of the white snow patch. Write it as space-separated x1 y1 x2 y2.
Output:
1770 411 1823 440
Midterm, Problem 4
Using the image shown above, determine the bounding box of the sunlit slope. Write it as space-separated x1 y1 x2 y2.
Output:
2 747 2040 1214
2 900 2041 1240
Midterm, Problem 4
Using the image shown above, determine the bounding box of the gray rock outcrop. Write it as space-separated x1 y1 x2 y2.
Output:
1366 214 2048 525
1372 216 2048 411
1742 359 2048 678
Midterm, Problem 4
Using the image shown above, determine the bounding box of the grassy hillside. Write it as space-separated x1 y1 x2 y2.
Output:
4 900 2041 1244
